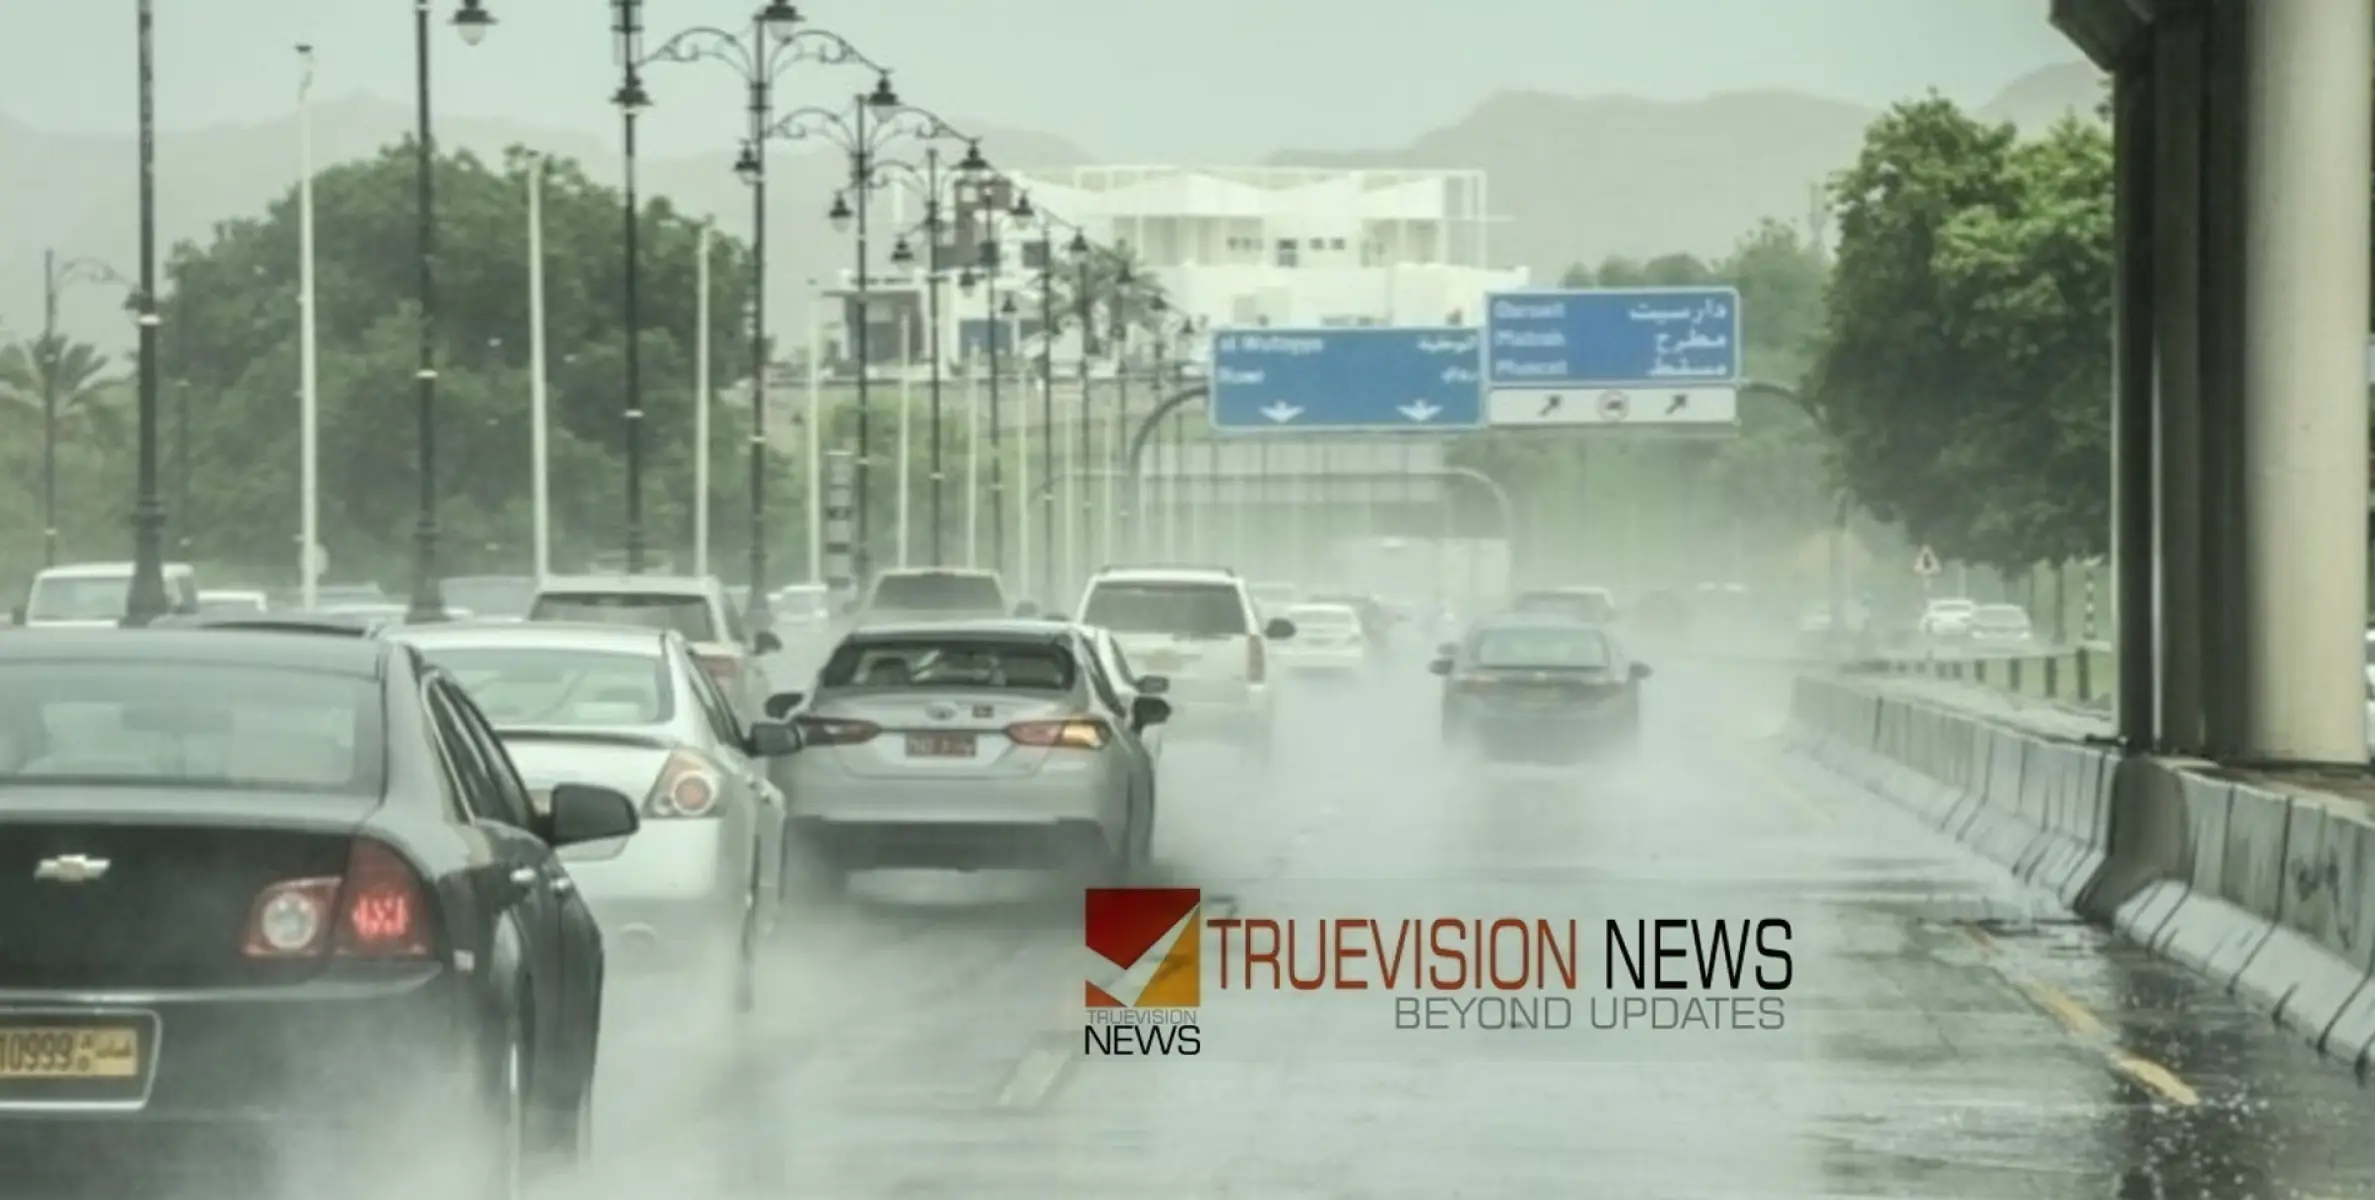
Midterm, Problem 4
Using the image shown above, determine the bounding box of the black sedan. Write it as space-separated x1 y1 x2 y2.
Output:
1430 615 1651 763
0 628 638 1197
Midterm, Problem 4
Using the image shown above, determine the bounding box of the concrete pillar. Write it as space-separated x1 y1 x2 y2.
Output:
2236 0 2373 763
2145 16 2205 750
2109 59 2157 746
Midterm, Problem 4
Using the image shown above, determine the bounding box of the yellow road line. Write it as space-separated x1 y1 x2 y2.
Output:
1957 923 2200 1108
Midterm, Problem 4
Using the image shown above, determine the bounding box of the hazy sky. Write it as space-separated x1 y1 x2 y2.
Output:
4 1 2079 160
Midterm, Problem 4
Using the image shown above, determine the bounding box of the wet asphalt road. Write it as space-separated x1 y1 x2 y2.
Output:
453 648 2375 1195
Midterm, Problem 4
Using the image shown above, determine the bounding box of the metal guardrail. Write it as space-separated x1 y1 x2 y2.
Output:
1839 641 2114 708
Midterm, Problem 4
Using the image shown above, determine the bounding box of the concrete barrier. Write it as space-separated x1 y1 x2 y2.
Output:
1786 671 2375 1073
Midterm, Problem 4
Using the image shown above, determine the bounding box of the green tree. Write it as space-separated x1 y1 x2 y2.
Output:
1045 242 1170 355
155 142 802 582
1810 98 2111 569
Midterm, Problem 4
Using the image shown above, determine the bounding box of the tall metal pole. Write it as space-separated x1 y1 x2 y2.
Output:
125 0 168 624
528 156 551 583
986 236 1006 576
1072 245 1093 582
1037 236 1056 603
1106 326 1128 563
743 30 772 626
298 48 320 607
924 152 947 565
617 0 648 575
398 0 447 622
694 223 712 577
39 251 59 569
850 98 876 586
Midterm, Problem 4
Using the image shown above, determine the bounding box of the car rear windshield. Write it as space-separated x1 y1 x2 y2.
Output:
530 592 719 641
26 577 130 622
867 573 1005 612
820 639 1076 691
1974 607 2030 627
1513 591 1614 623
1473 628 1611 669
197 595 266 616
1288 606 1360 631
1082 582 1249 637
0 663 383 795
418 646 675 727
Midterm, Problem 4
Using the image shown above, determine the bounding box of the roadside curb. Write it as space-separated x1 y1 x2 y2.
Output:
1787 673 2375 1075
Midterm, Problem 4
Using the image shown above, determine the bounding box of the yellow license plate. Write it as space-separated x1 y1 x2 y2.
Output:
0 1027 139 1080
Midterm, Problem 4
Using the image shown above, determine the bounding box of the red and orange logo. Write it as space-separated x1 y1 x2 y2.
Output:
1084 887 1200 1009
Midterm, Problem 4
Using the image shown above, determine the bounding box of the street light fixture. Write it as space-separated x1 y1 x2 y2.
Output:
873 142 981 565
888 237 915 268
452 0 495 44
643 9 881 625
776 87 971 585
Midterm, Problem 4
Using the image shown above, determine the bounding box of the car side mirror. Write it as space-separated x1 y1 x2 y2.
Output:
1428 657 1454 676
1130 695 1172 728
1014 600 1041 618
1630 662 1653 681
763 691 805 721
1136 674 1171 695
752 630 784 655
544 783 640 848
747 719 801 757
1263 617 1297 640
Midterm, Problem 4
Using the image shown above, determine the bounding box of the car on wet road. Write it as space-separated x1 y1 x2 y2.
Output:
1274 601 1371 673
766 620 1169 895
526 574 782 721
0 628 638 1196
398 621 800 1013
1509 584 1619 627
1431 613 1650 762
849 566 1017 626
1074 566 1294 764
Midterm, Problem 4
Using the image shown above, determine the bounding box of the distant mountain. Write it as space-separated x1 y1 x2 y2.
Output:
1261 62 2105 284
0 94 1091 353
2 64 2100 352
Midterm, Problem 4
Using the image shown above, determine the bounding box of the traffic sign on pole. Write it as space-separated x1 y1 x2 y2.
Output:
1484 288 1741 428
1913 545 1941 577
1208 326 1484 433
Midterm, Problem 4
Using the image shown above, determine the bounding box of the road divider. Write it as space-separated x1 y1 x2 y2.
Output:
1788 671 2375 1075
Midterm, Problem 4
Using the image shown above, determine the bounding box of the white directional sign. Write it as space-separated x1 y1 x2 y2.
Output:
1486 385 1738 428
1913 545 1941 577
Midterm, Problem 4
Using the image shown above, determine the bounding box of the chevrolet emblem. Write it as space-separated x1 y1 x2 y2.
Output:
33 854 110 884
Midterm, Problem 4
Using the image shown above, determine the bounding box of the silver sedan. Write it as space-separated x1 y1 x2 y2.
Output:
398 621 798 1012
766 619 1170 896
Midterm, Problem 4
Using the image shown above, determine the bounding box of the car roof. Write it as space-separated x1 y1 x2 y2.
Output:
1088 568 1243 586
396 620 673 653
841 618 1074 643
0 627 386 677
198 587 267 598
872 567 1001 580
1288 601 1360 614
34 561 195 579
535 574 717 596
1469 612 1611 633
1520 585 1612 597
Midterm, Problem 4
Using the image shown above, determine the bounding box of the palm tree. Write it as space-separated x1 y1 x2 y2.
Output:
0 334 124 562
1045 243 1171 357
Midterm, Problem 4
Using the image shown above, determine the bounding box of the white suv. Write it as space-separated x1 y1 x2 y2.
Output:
1074 567 1296 762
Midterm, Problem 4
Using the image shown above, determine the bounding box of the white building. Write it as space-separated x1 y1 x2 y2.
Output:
816 165 1527 375
1009 165 1526 332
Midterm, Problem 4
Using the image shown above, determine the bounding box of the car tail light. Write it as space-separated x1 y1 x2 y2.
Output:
1006 718 1110 750
795 715 881 746
1247 637 1267 684
645 749 723 819
242 839 434 960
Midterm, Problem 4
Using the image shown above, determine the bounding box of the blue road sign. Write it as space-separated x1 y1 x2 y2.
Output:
1485 287 1741 389
1207 326 1483 433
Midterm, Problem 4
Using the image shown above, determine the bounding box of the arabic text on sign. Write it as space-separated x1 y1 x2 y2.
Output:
1492 359 1570 379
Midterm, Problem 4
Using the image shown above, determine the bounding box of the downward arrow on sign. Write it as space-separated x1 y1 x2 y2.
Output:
1398 401 1442 422
1259 402 1304 423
